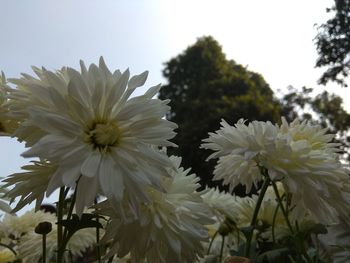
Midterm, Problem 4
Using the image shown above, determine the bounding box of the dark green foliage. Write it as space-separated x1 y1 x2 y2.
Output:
312 91 350 131
315 0 350 86
279 86 313 122
256 247 292 263
159 36 281 192
160 35 350 193
311 90 350 160
58 213 103 238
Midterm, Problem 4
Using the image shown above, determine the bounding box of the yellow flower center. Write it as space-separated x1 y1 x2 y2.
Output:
86 121 121 150
0 248 16 262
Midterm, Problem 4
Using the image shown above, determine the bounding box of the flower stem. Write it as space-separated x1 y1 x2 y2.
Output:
271 199 281 243
42 234 47 263
57 186 65 263
219 235 225 263
271 181 294 234
107 255 115 263
58 181 79 263
63 185 78 241
207 230 218 255
94 198 101 263
301 242 314 263
271 181 313 263
244 176 271 257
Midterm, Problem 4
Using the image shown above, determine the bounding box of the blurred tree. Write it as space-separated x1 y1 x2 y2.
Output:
159 36 281 193
315 0 350 87
279 86 313 122
307 90 350 160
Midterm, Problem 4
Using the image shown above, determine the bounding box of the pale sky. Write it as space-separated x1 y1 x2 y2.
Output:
0 0 349 211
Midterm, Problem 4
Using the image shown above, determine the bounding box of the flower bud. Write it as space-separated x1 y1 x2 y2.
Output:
35 221 52 235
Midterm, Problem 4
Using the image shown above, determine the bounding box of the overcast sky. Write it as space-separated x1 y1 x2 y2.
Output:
1 0 349 211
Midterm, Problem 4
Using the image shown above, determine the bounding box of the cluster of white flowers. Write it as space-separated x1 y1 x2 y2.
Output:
202 118 350 224
0 58 214 262
1 58 350 262
0 210 96 262
3 160 55 212
0 72 17 136
201 188 242 259
96 156 213 262
6 58 178 216
200 185 325 263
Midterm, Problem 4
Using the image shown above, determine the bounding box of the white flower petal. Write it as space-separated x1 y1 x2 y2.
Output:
81 151 101 178
99 155 124 201
75 176 99 216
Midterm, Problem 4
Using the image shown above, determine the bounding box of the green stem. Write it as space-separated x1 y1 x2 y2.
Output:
107 255 115 263
244 176 271 257
57 187 65 263
271 199 281 244
271 181 294 234
58 231 75 262
271 181 313 263
219 235 225 263
63 187 70 199
58 181 79 262
232 222 241 246
207 230 219 254
42 234 47 263
63 186 78 241
95 199 101 263
301 240 314 263
314 234 320 263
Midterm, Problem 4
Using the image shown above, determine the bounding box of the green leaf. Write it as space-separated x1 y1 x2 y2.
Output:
58 213 103 235
230 243 246 257
240 226 254 239
257 247 291 263
307 223 328 235
203 255 219 263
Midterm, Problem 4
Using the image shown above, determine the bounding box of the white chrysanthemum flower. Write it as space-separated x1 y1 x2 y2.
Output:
0 248 17 263
0 210 56 240
267 119 350 223
0 184 12 214
97 156 213 263
263 182 285 202
0 72 17 136
203 118 350 223
201 187 237 221
212 188 320 244
279 118 339 154
200 189 242 261
201 220 238 262
0 209 97 262
318 217 350 263
230 194 292 242
111 254 131 263
3 160 55 212
19 222 96 262
8 58 177 215
201 189 304 260
202 119 278 192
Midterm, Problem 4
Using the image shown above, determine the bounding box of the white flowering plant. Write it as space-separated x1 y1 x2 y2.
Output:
0 58 349 263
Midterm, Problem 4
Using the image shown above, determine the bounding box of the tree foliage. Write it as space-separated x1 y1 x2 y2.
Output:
315 0 350 87
160 36 350 194
159 36 281 192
